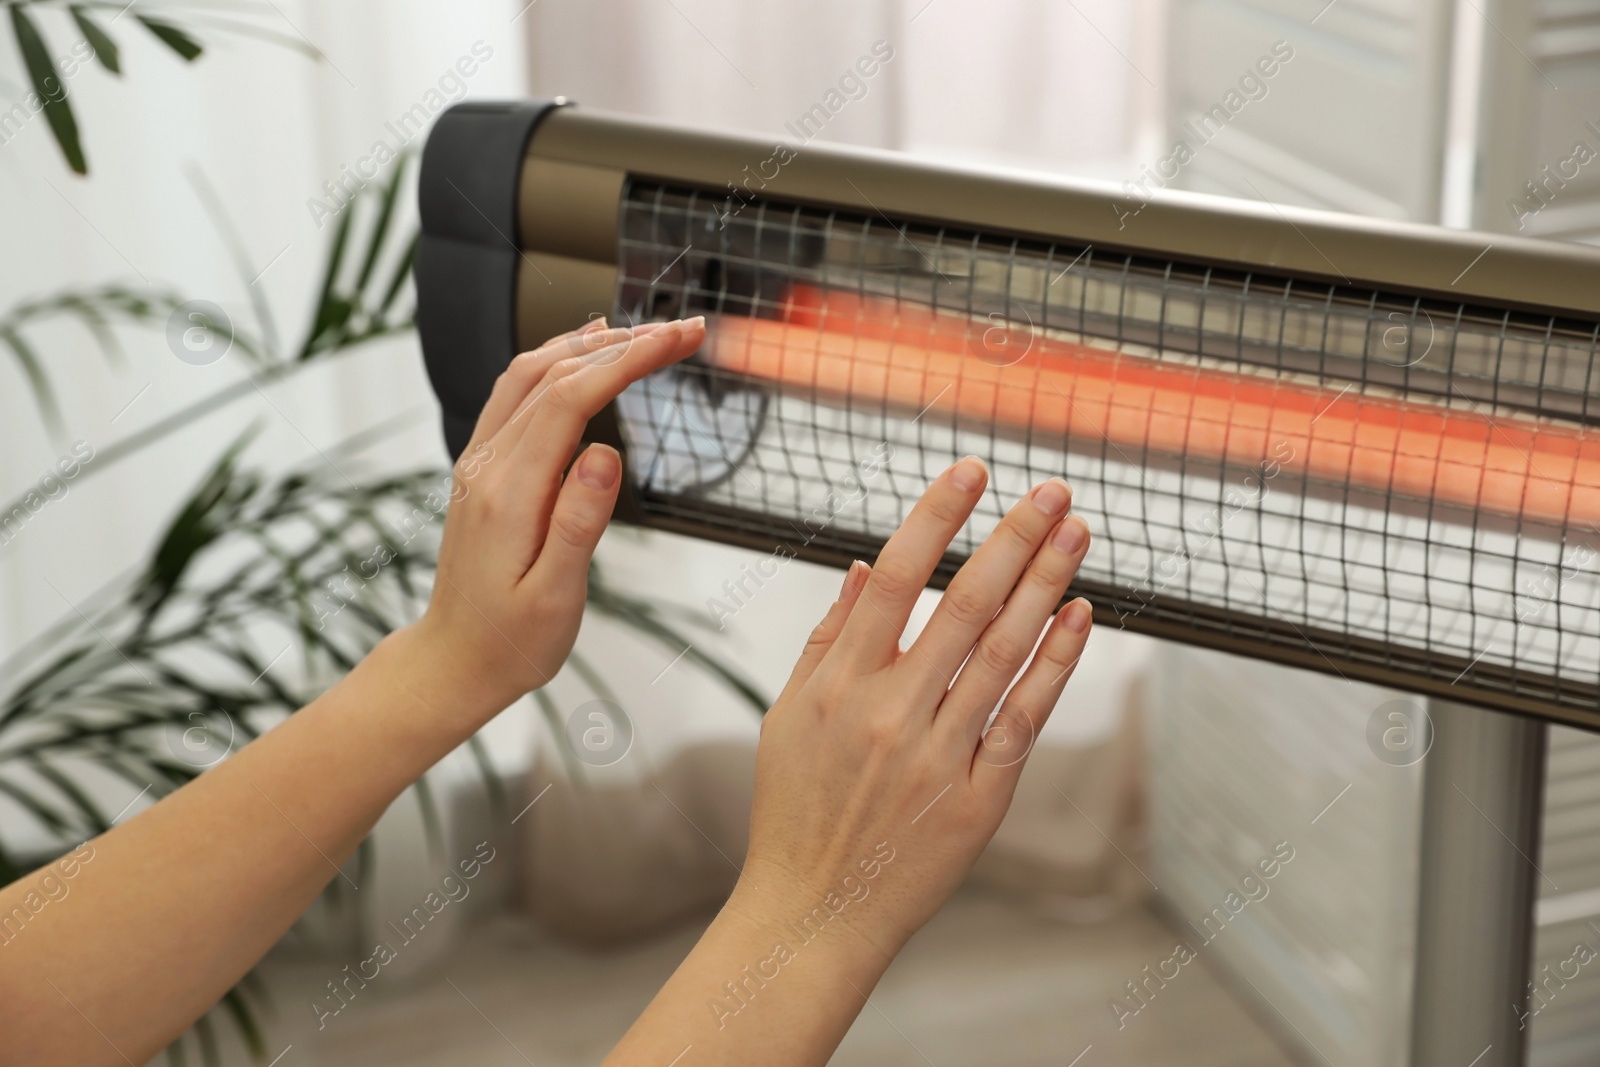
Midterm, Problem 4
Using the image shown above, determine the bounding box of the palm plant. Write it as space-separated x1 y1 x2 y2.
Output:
2 11 764 1063
4 0 314 176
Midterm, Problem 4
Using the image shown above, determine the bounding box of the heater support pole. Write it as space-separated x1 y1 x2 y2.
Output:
1410 701 1546 1067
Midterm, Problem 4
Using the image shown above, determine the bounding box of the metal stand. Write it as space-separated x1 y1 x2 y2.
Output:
1411 700 1547 1066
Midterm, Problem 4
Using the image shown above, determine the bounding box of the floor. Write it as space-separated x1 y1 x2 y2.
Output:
249 885 1296 1067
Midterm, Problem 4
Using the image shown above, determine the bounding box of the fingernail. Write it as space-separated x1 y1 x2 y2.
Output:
1063 598 1091 633
1031 478 1070 517
585 316 608 331
576 445 620 490
840 559 868 597
686 315 706 329
1052 516 1088 554
950 456 986 492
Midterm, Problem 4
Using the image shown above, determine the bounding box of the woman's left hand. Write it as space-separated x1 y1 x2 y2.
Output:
414 316 707 715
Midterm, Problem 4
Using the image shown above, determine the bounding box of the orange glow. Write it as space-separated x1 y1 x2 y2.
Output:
699 285 1600 526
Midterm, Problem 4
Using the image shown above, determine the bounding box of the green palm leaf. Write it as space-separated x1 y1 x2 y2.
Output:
9 4 85 173
68 5 118 74
135 15 201 61
0 284 192 437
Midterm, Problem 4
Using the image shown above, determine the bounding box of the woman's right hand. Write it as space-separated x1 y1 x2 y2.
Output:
733 455 1094 961
603 456 1094 1067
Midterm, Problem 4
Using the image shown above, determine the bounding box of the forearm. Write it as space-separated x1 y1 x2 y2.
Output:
603 878 895 1067
0 623 496 1066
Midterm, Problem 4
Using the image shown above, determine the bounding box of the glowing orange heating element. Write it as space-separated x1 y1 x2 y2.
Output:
700 285 1600 527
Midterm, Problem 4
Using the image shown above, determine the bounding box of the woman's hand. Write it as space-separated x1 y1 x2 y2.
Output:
412 316 706 716
604 457 1093 1067
737 455 1093 957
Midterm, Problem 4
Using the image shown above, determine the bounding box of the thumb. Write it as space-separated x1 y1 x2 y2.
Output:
777 560 870 702
529 443 621 587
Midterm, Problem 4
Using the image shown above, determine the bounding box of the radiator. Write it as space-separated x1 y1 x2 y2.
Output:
417 100 1600 734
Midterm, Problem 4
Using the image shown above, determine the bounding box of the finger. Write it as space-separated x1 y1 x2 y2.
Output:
504 318 706 557
835 456 989 670
969 597 1093 794
464 319 620 451
505 315 700 454
512 318 702 462
494 320 684 448
469 323 644 459
527 442 622 590
937 513 1090 738
777 560 871 704
908 478 1073 694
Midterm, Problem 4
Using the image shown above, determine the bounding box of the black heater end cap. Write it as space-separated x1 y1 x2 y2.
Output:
416 98 567 460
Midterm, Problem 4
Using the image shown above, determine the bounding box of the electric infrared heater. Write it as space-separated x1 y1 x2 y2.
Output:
416 100 1600 1066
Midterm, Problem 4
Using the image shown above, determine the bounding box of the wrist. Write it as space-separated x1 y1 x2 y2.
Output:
366 621 517 739
603 860 897 1066
721 862 902 979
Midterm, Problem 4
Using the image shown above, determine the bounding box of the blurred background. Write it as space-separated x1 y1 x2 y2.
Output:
3 0 1599 1064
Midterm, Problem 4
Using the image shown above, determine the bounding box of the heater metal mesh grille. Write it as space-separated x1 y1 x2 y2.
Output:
610 179 1600 726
